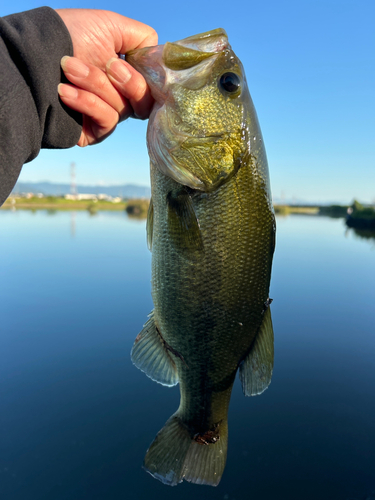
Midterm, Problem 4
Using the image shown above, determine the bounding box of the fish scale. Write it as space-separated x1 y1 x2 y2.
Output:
127 28 275 486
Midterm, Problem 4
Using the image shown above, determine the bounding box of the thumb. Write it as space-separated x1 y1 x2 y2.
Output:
114 15 158 53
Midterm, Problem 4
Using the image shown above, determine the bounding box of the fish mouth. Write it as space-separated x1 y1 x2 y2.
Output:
126 29 232 192
170 28 229 53
126 29 229 99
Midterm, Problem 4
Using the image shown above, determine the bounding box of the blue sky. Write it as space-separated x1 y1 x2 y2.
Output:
3 0 374 204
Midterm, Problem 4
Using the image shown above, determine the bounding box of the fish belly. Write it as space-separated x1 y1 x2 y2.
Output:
150 158 275 429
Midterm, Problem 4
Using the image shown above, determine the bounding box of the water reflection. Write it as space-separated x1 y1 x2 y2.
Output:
71 211 76 238
347 226 375 245
0 211 374 500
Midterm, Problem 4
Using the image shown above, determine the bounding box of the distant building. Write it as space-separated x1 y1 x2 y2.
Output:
97 194 110 201
65 194 98 201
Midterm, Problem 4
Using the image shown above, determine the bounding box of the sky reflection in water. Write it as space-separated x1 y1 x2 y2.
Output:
0 211 374 500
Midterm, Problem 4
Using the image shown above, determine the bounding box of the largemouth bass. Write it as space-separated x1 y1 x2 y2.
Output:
127 28 276 487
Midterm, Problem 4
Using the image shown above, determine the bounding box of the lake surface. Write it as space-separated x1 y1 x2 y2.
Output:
1 210 374 500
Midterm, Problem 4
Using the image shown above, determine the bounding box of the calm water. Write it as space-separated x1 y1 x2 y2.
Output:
0 210 374 500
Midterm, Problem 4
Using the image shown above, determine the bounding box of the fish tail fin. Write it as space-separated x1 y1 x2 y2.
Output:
144 412 228 487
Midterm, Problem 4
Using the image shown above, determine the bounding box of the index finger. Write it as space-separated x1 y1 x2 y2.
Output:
106 58 154 120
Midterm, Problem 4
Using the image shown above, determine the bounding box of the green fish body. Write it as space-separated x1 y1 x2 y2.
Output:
127 29 276 487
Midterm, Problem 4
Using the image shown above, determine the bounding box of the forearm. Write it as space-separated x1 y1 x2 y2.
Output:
0 7 82 205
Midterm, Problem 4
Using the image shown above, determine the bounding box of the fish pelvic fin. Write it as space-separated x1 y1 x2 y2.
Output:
131 311 178 387
144 413 228 487
239 306 274 396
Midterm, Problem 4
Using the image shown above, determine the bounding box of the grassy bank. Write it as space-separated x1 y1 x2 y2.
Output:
346 200 375 229
2 196 130 212
1 196 153 219
3 197 373 226
4 197 320 216
125 199 150 218
318 205 349 217
274 205 319 215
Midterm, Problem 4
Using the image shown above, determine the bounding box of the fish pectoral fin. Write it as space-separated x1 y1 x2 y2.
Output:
146 198 154 251
239 307 274 396
167 190 203 253
131 311 178 387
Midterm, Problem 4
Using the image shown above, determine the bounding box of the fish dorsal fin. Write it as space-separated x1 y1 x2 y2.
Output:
239 307 274 396
167 190 204 254
131 311 179 387
146 198 154 251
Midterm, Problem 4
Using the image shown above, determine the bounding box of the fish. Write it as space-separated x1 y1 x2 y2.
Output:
126 28 276 487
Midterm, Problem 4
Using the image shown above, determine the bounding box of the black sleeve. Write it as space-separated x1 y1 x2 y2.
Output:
0 7 82 206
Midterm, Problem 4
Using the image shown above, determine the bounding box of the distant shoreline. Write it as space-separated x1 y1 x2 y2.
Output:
0 196 150 218
2 198 374 228
2 197 322 214
1 197 127 211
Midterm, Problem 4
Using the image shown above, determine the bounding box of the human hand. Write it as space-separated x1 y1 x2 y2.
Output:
56 9 157 146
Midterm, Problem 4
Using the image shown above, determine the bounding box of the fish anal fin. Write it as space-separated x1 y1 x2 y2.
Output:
131 311 178 387
167 189 203 254
239 307 274 396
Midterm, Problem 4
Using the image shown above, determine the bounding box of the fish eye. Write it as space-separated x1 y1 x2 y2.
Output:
219 72 241 95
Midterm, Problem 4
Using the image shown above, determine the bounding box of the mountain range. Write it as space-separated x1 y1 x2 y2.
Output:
12 181 151 199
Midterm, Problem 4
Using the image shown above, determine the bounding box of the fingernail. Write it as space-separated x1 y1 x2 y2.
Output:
58 83 78 99
61 56 89 78
107 58 131 84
